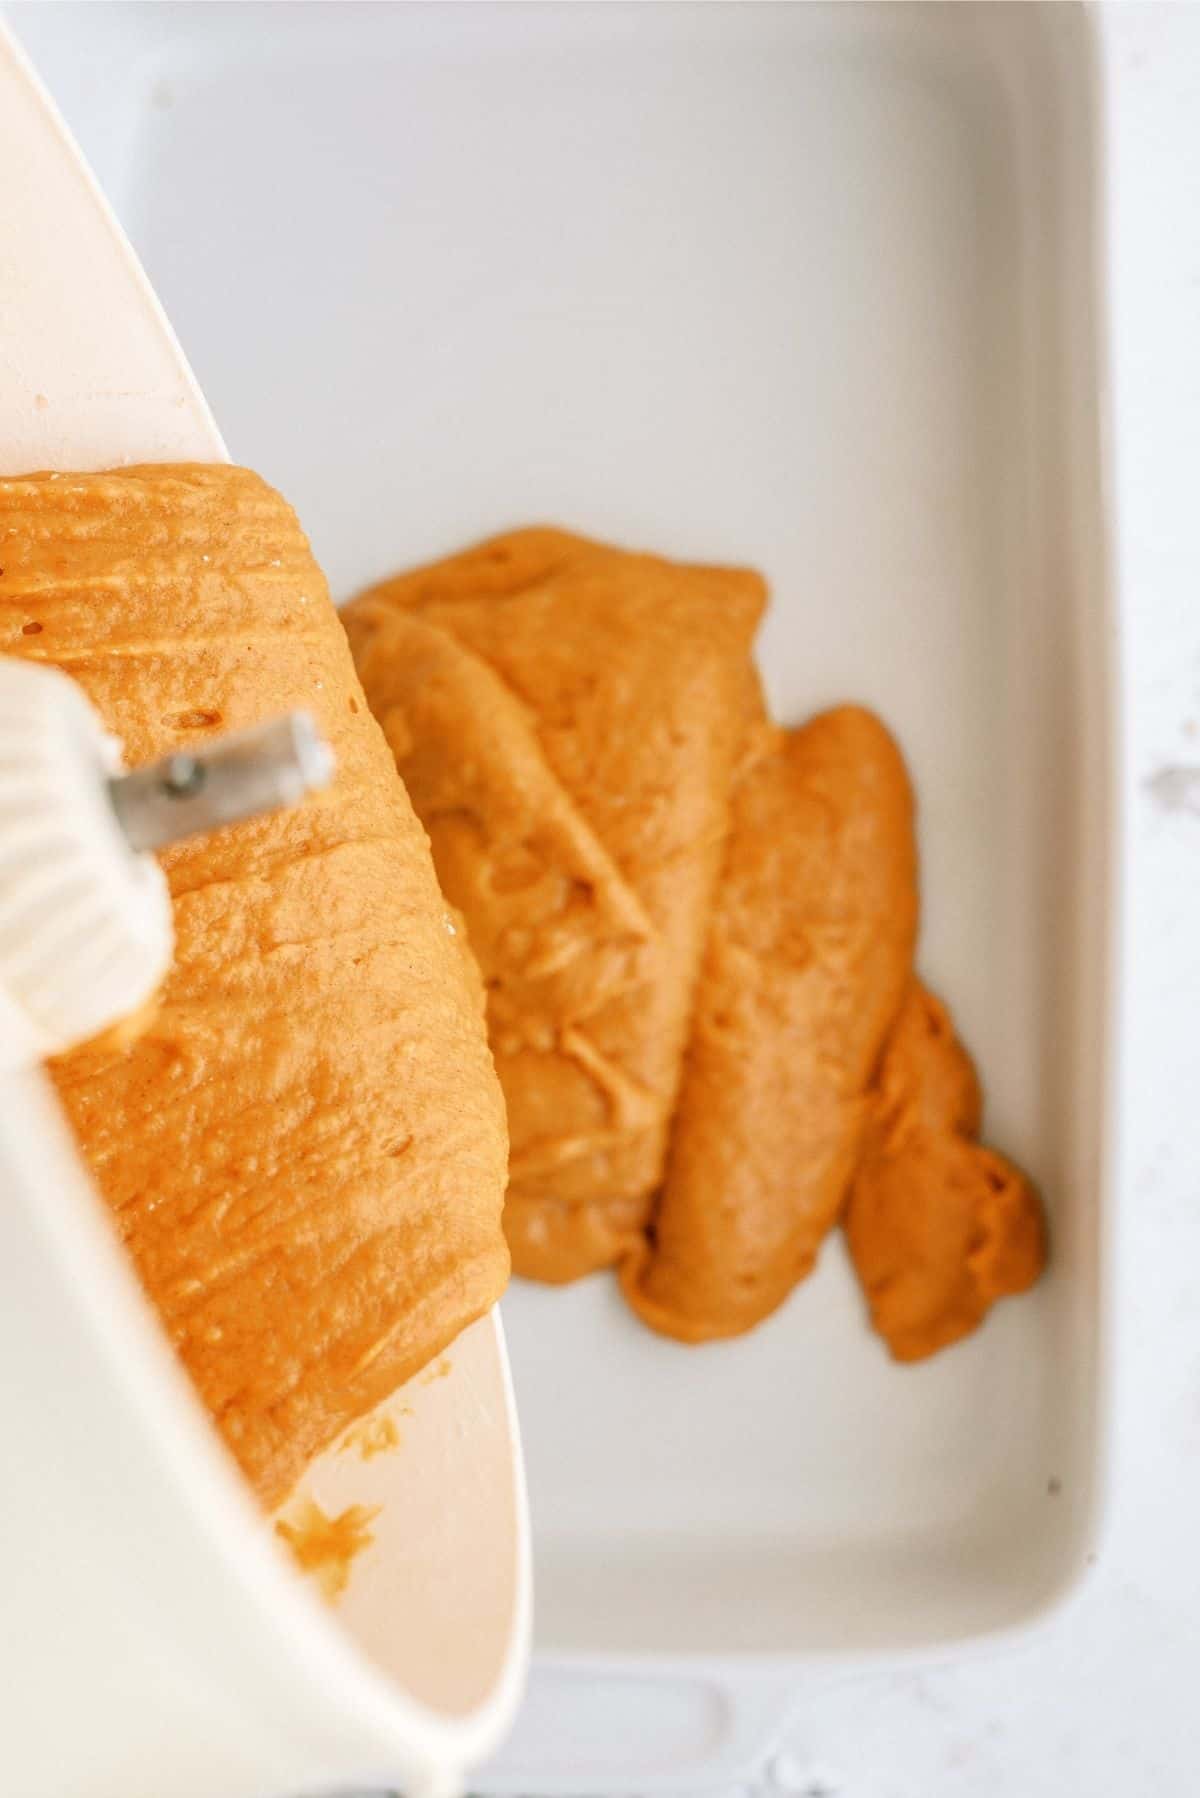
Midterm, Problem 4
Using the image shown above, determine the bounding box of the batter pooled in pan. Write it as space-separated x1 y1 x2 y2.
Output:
2 464 509 1505
346 519 1046 1361
844 982 1047 1360
621 706 918 1340
345 529 764 1283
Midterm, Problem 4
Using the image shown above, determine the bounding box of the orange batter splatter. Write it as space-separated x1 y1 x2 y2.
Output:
275 1499 381 1602
338 1411 406 1461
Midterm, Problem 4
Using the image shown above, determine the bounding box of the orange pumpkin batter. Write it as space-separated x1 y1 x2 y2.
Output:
844 982 1046 1359
622 707 918 1340
345 529 764 1282
1 464 509 1505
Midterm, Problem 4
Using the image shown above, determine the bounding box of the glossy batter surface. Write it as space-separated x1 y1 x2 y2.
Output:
1 464 509 1504
844 983 1046 1360
345 529 764 1281
621 707 918 1339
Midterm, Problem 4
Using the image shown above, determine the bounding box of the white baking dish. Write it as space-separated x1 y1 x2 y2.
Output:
9 2 1116 1789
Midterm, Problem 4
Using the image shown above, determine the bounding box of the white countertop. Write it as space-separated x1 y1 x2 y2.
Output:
754 8 1200 1794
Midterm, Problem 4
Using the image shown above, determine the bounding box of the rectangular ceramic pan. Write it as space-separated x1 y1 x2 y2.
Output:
11 3 1115 1791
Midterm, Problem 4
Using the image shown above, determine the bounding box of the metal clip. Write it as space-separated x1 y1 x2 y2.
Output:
108 711 334 854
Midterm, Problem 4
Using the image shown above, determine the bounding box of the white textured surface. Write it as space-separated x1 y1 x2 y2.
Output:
753 7 1200 1792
